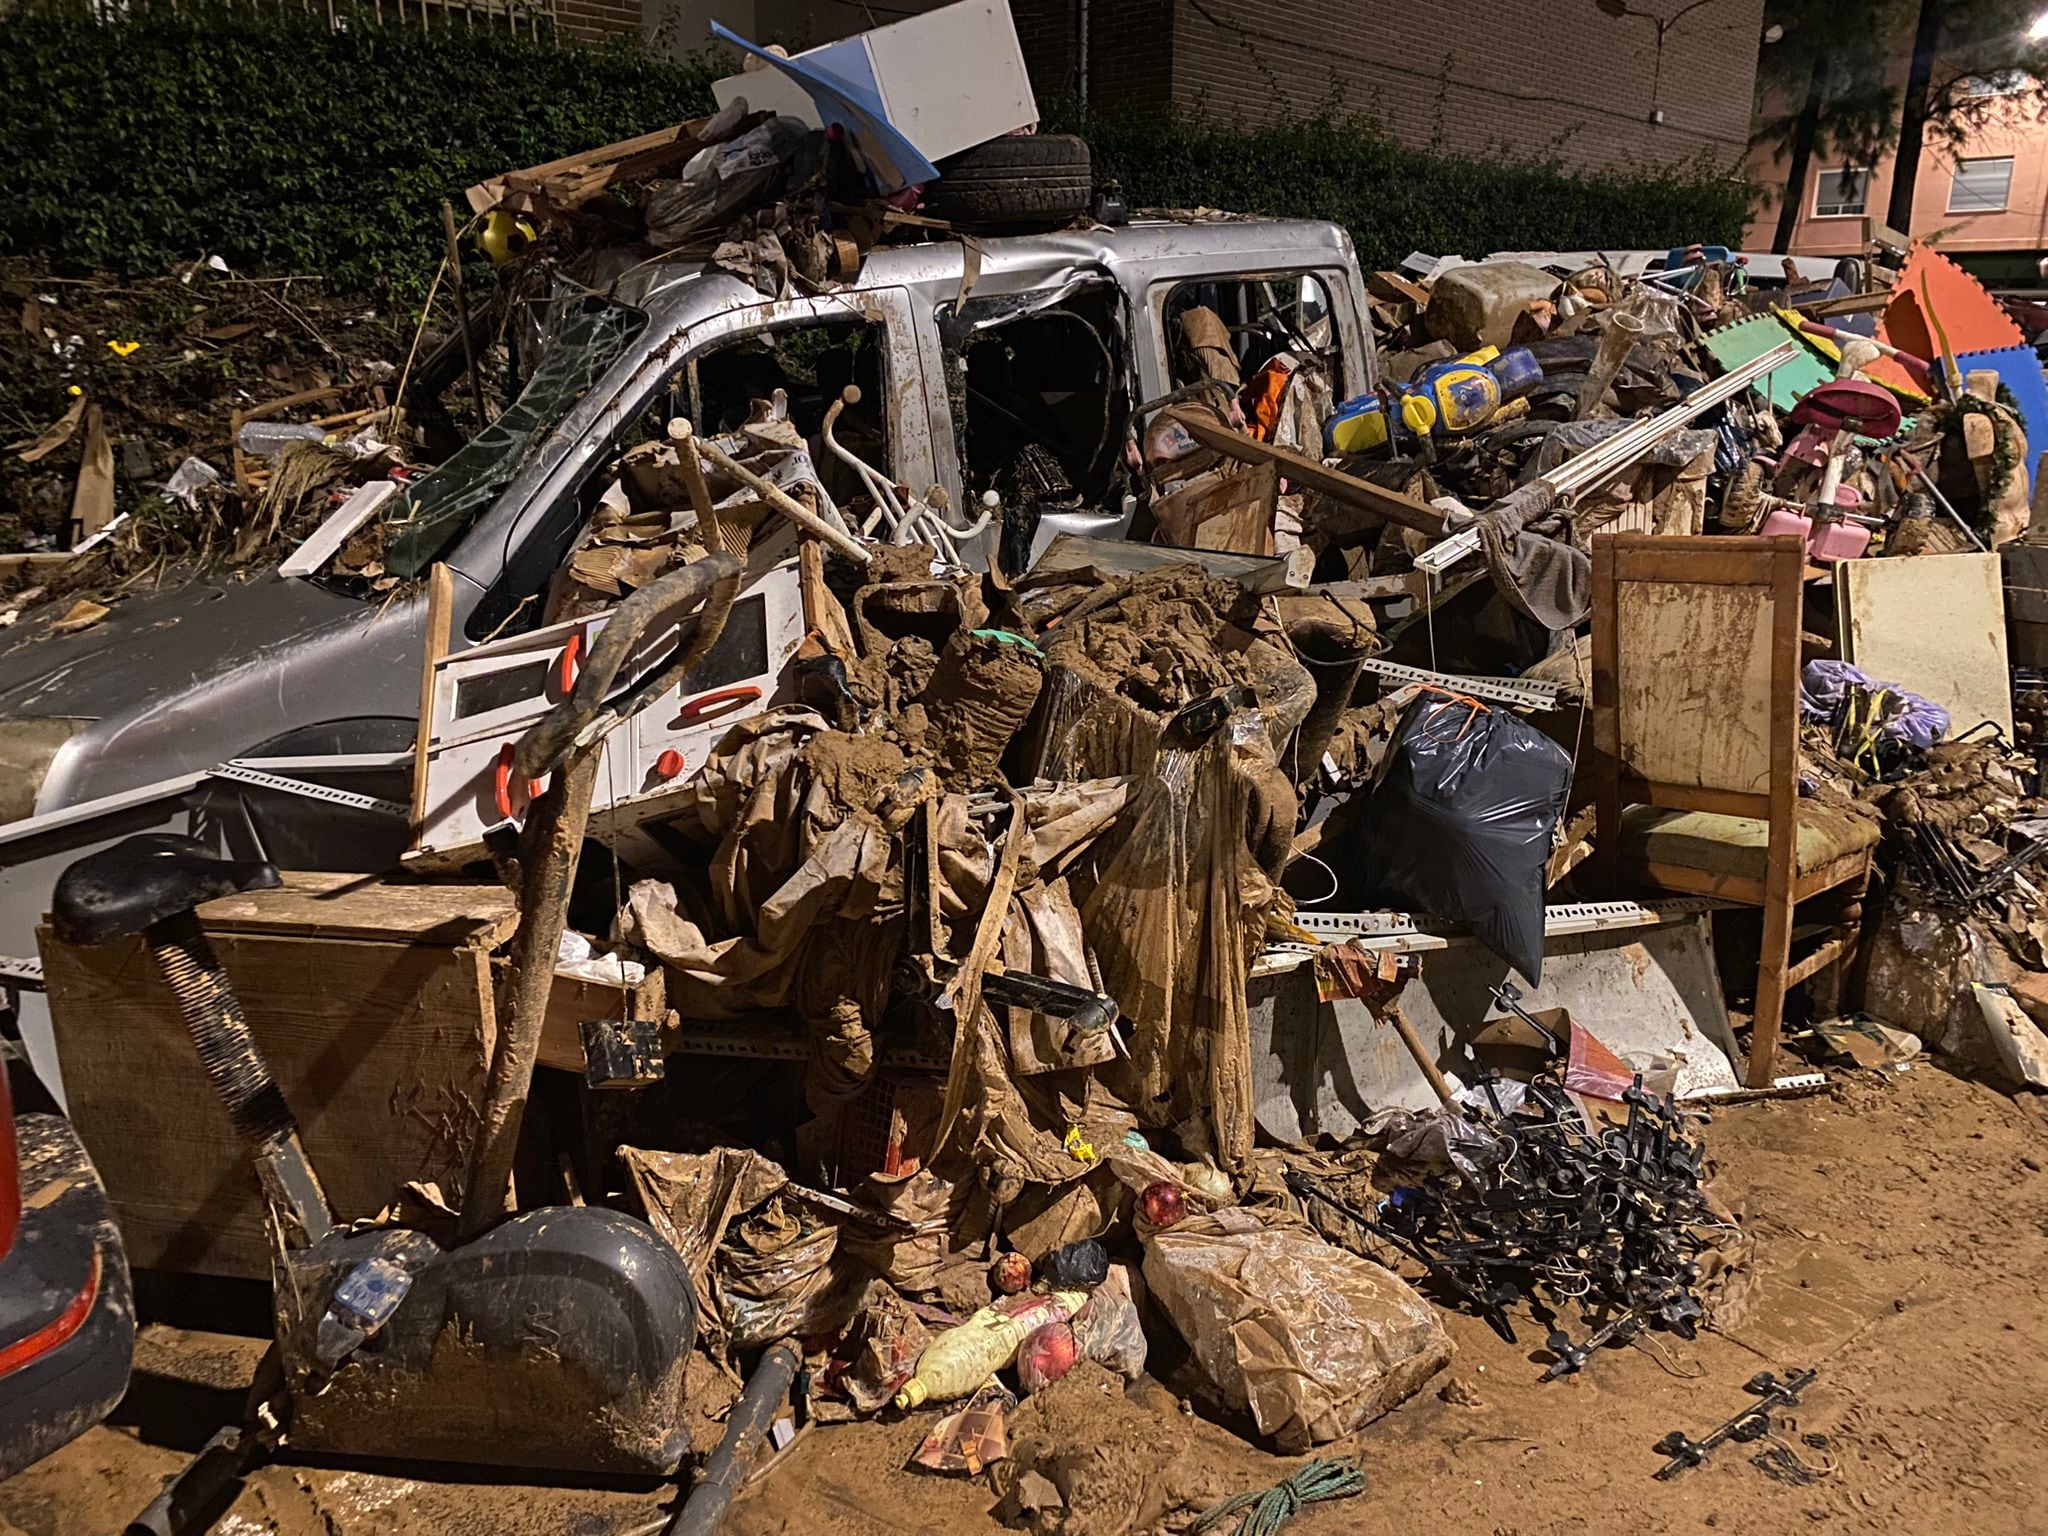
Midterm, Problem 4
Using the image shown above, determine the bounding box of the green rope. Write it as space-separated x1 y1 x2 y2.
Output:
1188 1457 1368 1536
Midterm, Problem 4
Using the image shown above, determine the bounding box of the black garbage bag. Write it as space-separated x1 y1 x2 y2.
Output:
1349 691 1571 983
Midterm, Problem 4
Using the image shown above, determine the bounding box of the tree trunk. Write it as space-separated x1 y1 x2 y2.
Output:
1887 0 1945 233
1774 49 1831 253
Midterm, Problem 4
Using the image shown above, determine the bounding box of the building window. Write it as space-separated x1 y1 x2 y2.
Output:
1813 167 1869 218
1949 156 2015 213
1963 69 2031 96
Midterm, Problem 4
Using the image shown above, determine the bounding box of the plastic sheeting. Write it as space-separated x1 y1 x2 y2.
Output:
1800 659 1950 751
622 1145 861 1359
1142 1206 1451 1450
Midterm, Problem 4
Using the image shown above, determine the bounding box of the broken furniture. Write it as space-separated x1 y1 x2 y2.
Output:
39 872 510 1276
410 557 802 864
1590 534 1879 1088
52 557 743 1480
1249 899 1742 1139
707 0 1037 168
1837 550 2014 741
50 836 698 1477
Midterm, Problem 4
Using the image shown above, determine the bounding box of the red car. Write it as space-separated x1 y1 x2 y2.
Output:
0 1052 133 1479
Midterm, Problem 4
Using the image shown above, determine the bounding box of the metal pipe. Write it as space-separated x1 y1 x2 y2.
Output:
1903 454 1988 552
665 1341 801 1536
124 1427 256 1536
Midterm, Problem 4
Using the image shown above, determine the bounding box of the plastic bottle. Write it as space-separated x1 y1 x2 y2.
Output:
237 421 328 459
893 1290 1088 1410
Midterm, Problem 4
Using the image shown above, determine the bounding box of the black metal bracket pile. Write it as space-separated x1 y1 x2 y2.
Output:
1289 1071 1723 1373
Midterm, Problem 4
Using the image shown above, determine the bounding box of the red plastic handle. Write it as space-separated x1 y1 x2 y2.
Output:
556 632 582 696
494 741 527 821
672 683 764 727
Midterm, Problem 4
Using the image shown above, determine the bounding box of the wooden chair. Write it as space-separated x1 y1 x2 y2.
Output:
1590 534 1879 1087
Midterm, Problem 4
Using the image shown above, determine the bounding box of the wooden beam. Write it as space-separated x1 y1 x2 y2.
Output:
1165 410 1447 537
465 118 710 215
410 563 455 849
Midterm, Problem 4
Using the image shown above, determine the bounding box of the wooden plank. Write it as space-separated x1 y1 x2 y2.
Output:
411 562 457 847
1629 779 1772 819
1747 540 1805 1089
279 479 398 580
1151 462 1278 555
1590 535 1623 894
1635 860 1767 904
1022 533 1310 594
41 926 494 1276
798 537 858 658
1838 551 2014 740
196 870 518 948
464 118 707 215
1165 410 1446 537
1794 851 1875 902
1784 932 1853 988
1612 545 1782 586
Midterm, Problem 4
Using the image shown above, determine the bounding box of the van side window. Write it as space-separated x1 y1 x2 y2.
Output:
637 317 891 506
1164 274 1342 396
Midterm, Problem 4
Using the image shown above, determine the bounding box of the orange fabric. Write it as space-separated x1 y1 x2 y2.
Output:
1241 357 1296 443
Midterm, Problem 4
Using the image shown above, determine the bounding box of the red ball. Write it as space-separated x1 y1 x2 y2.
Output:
1139 1180 1186 1229
990 1251 1032 1294
1016 1321 1082 1394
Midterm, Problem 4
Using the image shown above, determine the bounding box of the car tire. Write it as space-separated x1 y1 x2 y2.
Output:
924 135 1093 231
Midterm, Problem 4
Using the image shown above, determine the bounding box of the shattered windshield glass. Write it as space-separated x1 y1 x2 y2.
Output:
384 292 648 578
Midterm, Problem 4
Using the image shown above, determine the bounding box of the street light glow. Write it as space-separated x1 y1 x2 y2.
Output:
2032 7 2048 39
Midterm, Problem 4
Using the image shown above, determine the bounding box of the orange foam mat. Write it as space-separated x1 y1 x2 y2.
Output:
1879 244 2027 365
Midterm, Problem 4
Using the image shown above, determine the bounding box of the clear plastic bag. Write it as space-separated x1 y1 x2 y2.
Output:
1072 1264 1147 1379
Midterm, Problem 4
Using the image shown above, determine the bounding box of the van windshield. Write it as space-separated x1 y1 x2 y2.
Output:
384 293 648 579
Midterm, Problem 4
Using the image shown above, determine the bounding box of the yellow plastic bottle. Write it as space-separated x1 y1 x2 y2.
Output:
893 1290 1088 1409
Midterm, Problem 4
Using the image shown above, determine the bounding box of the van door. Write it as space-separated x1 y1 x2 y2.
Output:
923 272 1138 570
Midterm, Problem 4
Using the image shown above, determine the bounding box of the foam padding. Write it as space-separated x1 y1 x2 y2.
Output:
1880 245 2027 363
1702 313 1831 412
1956 344 2048 494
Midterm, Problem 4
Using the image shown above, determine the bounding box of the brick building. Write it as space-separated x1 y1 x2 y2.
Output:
571 0 1767 178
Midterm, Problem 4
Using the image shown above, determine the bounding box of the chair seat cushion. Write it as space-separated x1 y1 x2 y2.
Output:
1617 802 1879 884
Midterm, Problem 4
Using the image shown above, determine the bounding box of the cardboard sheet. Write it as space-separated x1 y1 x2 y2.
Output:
1838 552 2012 740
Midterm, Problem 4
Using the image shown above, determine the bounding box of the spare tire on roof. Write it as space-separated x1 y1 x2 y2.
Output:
922 134 1093 232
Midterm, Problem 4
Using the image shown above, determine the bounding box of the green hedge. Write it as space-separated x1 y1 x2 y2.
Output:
1065 110 1753 270
0 6 721 294
0 8 1750 295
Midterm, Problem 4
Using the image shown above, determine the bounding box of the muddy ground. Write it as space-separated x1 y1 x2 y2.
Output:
6 1059 2043 1536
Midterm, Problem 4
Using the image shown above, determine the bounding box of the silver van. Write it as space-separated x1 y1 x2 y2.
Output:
0 216 1374 1092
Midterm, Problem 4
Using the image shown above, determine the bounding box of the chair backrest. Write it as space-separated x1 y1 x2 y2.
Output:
1591 534 1804 822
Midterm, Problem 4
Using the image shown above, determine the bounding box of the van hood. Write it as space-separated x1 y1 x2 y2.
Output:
0 572 363 722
